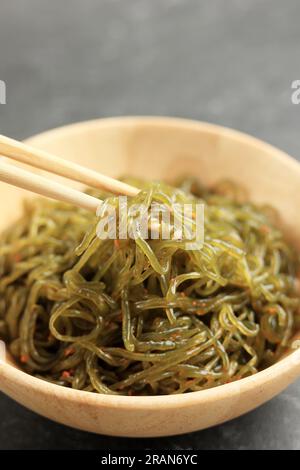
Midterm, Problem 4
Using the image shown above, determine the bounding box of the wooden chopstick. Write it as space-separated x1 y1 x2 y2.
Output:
0 134 139 197
0 159 101 212
0 160 162 233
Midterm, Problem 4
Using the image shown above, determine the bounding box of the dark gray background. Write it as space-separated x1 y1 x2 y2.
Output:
0 0 300 450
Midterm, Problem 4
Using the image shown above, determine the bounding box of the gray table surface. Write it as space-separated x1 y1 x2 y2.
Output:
0 0 300 450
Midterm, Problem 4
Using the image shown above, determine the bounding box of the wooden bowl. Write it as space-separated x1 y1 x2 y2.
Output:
1 117 300 437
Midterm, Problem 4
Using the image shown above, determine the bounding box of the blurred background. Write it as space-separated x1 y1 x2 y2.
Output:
0 0 300 450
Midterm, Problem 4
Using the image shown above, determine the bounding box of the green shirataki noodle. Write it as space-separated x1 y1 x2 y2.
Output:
0 177 299 395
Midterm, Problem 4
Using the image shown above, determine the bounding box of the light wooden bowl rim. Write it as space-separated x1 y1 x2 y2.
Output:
2 345 300 409
1 116 300 411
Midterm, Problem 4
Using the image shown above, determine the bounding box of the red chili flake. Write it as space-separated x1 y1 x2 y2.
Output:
64 347 75 357
13 253 22 263
170 333 180 341
259 225 270 234
61 370 72 379
114 239 121 249
267 307 277 315
196 309 205 315
20 354 29 364
192 300 197 306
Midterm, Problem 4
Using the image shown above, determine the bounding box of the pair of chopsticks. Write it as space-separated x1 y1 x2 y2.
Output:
0 135 139 212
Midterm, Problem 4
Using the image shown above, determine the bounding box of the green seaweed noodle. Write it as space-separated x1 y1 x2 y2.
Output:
0 178 299 395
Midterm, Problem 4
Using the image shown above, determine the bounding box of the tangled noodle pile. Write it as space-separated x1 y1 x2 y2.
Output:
0 178 299 395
